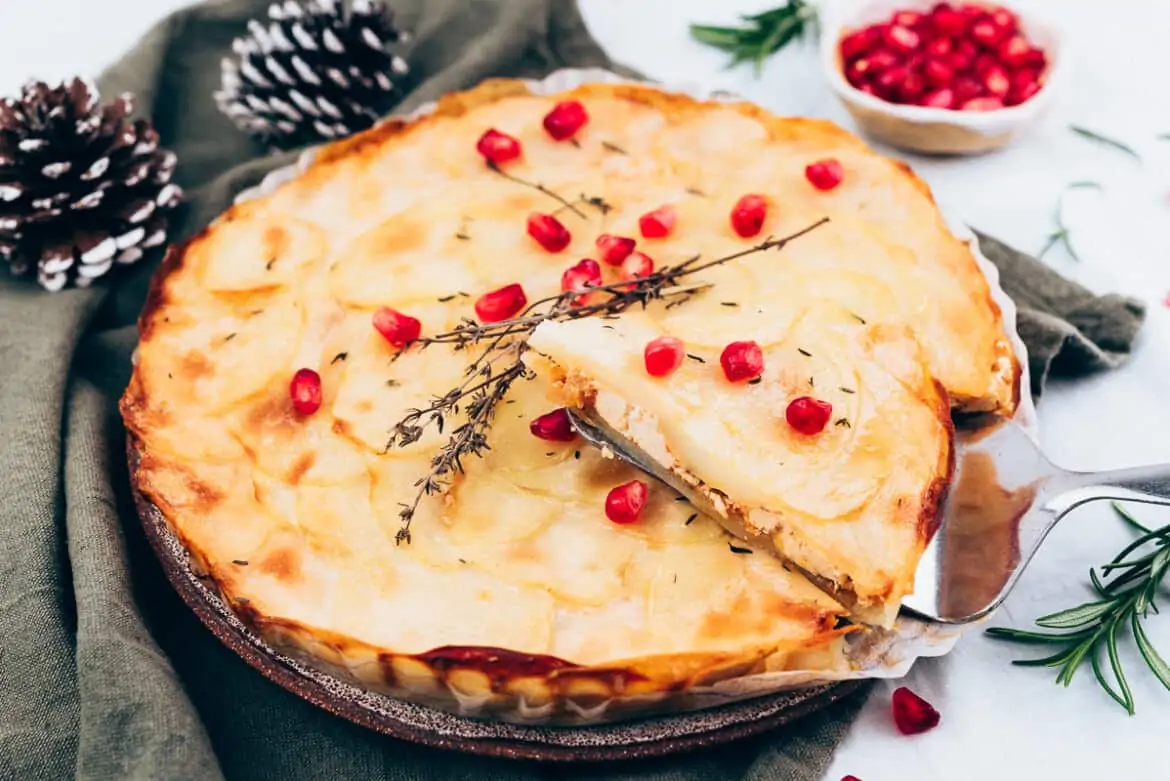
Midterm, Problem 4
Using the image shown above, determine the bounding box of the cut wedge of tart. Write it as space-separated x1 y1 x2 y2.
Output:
529 305 955 627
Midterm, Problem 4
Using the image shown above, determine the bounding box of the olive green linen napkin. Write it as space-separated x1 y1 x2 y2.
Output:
0 2 1145 780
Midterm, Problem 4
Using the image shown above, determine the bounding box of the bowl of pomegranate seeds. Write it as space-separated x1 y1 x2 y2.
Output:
822 1 1066 154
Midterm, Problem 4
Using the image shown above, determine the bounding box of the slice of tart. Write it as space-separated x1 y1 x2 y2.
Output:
529 305 955 627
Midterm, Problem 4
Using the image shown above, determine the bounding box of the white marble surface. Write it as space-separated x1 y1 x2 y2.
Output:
4 1 1170 779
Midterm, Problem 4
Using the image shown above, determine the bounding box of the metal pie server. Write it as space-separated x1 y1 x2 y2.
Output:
567 408 1170 624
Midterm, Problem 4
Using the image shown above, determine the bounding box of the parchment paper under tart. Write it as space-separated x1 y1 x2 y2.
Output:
126 68 1037 752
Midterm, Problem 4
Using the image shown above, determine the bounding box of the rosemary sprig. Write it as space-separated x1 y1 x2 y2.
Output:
986 502 1170 714
690 1 817 75
1037 180 1102 263
385 218 831 543
1069 125 1141 162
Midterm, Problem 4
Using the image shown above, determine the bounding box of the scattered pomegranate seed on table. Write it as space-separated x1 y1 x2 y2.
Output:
730 194 768 238
639 205 677 239
542 100 589 141
720 341 765 382
644 336 685 378
372 307 421 347
839 3 1048 110
618 251 654 284
841 776 864 781
529 408 577 442
289 368 322 416
605 480 648 524
891 686 941 735
786 396 833 435
806 158 844 191
595 233 636 266
474 283 527 323
527 212 571 252
475 128 521 164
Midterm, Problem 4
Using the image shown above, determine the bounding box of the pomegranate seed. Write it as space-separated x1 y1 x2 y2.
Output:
1006 79 1041 106
998 34 1031 68
848 49 899 84
900 71 926 102
785 396 833 435
973 53 998 76
955 38 979 61
561 258 602 295
1023 47 1048 69
891 687 941 735
644 336 685 378
805 158 844 191
840 27 881 60
920 87 955 109
639 205 677 239
959 3 987 22
605 480 648 524
476 128 521 165
883 24 921 53
529 408 577 442
946 50 974 74
720 341 764 382
290 368 322 416
474 283 527 322
924 58 955 86
858 83 880 97
931 5 967 37
925 37 953 58
892 10 923 28
961 96 1004 111
595 234 636 266
372 307 421 347
970 18 1003 48
619 251 654 285
730 194 768 238
982 64 1011 97
988 6 1018 34
527 212 571 253
542 100 589 141
875 65 910 98
842 777 864 781
953 76 982 102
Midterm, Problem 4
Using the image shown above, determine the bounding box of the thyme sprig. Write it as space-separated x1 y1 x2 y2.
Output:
385 217 831 543
986 502 1170 714
690 1 817 75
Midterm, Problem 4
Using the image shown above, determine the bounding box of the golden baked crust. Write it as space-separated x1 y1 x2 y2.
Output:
529 307 955 628
121 78 1016 716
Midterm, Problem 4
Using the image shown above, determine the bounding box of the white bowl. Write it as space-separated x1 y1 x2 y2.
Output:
819 0 1068 154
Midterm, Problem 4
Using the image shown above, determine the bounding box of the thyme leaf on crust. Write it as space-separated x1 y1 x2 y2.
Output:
385 218 830 543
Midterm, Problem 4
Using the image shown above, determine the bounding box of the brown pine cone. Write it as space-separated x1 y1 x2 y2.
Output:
0 78 182 292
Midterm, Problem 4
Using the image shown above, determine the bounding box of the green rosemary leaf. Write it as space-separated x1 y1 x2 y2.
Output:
1091 641 1133 713
1137 549 1170 614
1109 523 1170 567
1010 646 1081 668
1112 500 1151 533
985 626 1093 644
1035 599 1117 629
689 24 750 51
1133 613 1170 691
1056 629 1104 686
1070 125 1141 161
1090 567 1110 597
1104 614 1135 713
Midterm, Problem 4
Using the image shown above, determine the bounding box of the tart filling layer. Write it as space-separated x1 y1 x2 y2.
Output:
530 307 955 627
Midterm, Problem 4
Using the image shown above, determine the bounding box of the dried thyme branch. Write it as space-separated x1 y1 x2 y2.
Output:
385 217 830 542
487 160 587 218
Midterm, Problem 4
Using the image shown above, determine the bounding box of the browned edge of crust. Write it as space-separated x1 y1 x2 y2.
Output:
124 431 849 724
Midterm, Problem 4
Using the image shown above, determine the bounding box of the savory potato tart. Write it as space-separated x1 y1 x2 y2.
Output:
122 78 1017 719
